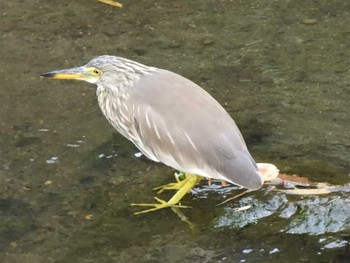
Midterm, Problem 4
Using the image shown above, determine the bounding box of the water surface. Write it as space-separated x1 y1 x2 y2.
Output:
0 0 349 262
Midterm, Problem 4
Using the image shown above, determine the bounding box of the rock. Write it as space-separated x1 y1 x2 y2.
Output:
202 37 215 45
302 19 318 25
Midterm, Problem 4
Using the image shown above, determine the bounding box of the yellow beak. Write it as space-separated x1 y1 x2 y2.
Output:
40 67 88 80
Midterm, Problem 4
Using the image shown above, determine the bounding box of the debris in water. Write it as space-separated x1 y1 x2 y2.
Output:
97 0 123 8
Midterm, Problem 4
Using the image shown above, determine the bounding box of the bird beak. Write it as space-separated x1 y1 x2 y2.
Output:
40 66 89 80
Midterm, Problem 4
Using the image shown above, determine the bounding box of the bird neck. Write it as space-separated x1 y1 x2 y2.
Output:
96 82 131 135
96 82 129 110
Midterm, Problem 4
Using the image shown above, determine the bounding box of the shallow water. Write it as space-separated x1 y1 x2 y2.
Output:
1 0 349 262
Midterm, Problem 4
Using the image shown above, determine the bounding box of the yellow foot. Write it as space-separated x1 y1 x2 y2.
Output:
131 197 191 215
132 173 199 215
153 172 187 193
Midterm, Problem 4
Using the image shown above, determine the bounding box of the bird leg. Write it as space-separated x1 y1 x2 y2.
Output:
153 171 188 193
207 178 229 186
131 173 199 215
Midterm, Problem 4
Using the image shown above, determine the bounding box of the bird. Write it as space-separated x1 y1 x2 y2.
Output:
41 55 264 214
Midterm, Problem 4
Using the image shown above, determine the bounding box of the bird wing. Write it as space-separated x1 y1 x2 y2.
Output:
127 69 262 190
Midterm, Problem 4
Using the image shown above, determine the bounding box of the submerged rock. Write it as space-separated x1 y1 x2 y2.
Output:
212 191 350 235
285 196 350 235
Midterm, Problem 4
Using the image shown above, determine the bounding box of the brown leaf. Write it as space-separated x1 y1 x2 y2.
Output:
277 173 317 187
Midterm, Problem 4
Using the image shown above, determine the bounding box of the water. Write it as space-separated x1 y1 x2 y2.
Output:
0 0 349 262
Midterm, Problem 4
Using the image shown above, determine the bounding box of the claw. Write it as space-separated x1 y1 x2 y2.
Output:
132 173 198 215
153 172 188 193
153 180 187 194
132 197 191 215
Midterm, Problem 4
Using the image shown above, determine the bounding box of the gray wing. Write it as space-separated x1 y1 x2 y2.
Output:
127 69 263 190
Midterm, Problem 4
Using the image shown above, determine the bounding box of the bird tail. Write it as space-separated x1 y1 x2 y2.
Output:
220 152 264 190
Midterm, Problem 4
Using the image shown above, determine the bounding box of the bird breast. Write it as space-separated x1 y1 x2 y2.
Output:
96 85 134 140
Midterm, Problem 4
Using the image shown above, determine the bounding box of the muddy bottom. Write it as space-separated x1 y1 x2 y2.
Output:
0 0 349 262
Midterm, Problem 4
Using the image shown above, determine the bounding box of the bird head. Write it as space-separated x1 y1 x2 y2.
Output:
41 64 102 84
40 55 155 87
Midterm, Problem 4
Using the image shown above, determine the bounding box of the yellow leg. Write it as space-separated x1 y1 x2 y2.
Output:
153 172 187 193
131 173 199 215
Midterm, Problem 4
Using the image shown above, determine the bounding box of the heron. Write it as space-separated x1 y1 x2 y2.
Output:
41 55 265 214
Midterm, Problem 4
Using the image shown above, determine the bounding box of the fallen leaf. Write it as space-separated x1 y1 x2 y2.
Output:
96 0 123 8
277 173 317 187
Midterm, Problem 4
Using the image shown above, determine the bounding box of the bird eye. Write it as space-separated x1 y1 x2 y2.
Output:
92 68 102 76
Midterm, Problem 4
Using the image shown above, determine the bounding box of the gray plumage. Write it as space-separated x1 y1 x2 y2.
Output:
42 55 264 190
89 56 263 190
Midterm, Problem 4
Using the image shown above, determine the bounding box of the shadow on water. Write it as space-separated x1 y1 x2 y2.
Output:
0 0 349 262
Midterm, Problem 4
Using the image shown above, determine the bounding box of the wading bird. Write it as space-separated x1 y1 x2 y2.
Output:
41 56 264 214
